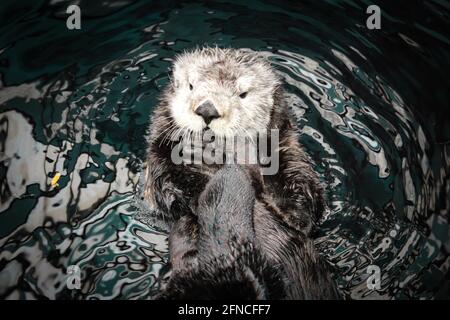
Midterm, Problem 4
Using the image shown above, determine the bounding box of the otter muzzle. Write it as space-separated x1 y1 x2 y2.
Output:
195 101 220 125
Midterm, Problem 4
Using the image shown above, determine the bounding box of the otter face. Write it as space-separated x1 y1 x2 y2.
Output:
168 48 281 138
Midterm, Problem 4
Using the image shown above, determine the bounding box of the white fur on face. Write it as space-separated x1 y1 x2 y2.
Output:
168 47 281 139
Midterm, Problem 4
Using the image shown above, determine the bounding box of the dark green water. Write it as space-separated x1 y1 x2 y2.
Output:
0 0 449 299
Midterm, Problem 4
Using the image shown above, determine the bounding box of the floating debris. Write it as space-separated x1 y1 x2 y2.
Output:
51 172 61 188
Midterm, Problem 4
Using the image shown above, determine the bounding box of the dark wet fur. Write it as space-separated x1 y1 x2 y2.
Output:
157 167 284 299
156 166 339 299
145 82 340 299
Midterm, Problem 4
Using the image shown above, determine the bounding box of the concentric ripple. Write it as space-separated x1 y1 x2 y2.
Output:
0 0 448 300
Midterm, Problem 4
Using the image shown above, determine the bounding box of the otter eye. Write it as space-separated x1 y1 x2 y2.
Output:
239 92 248 99
189 83 193 91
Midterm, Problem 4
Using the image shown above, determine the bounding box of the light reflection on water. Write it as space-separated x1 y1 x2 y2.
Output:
0 0 448 299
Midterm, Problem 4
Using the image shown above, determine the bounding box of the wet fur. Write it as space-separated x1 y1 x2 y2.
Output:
144 47 340 299
157 167 284 299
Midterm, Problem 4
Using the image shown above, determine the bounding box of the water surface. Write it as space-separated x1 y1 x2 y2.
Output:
0 0 449 299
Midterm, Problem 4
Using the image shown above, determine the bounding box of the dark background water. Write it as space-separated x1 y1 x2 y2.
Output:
0 0 449 299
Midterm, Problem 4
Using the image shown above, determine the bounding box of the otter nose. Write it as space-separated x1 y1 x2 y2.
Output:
195 101 220 125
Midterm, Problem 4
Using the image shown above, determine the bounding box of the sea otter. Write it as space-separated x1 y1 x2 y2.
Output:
156 166 284 299
144 47 339 299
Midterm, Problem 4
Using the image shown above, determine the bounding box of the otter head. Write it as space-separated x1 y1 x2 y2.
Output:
168 47 281 138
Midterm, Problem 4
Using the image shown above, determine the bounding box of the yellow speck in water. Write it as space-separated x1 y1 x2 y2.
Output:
51 172 61 187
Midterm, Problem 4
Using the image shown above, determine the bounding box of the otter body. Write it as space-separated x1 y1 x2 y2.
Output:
144 47 339 299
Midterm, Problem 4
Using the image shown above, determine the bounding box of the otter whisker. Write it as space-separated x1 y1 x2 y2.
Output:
158 122 178 147
165 126 182 146
156 119 176 139
155 125 176 146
